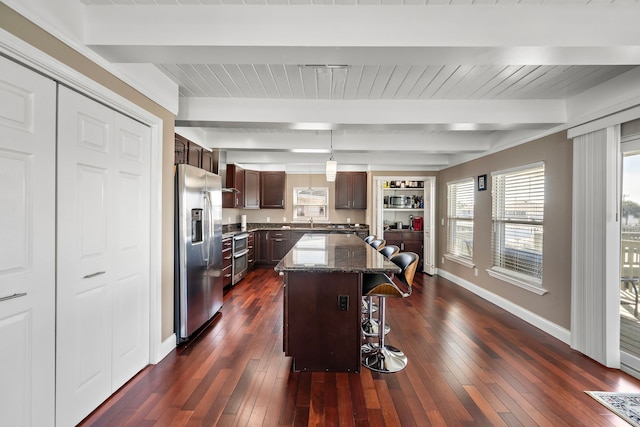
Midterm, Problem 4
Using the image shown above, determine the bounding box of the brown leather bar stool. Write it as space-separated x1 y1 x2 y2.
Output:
361 252 419 373
362 244 399 337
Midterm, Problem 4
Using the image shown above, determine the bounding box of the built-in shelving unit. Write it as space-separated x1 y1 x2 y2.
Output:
374 177 436 274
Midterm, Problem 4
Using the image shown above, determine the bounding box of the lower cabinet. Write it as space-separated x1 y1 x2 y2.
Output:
384 230 423 270
222 236 232 287
269 230 290 263
247 231 255 271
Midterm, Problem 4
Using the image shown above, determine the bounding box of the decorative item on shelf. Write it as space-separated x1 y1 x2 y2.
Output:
326 130 337 182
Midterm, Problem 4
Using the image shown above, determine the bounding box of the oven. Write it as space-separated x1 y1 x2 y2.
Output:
232 232 249 285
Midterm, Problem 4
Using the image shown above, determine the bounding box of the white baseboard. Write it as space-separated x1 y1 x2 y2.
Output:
437 269 571 345
155 334 176 364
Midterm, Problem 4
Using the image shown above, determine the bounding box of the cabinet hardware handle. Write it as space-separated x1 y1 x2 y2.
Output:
83 271 106 279
225 274 232 278
0 292 27 302
224 256 232 260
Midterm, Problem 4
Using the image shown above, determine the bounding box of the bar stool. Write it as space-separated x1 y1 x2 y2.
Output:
369 239 386 250
362 244 399 337
378 245 399 260
361 252 419 373
364 235 376 244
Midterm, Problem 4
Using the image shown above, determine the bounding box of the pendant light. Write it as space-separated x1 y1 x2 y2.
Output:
326 130 337 182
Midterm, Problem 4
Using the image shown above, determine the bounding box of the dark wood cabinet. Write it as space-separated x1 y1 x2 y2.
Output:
244 169 260 209
223 164 244 208
247 231 255 271
269 230 290 263
260 171 286 209
384 230 423 270
222 236 233 287
256 230 269 264
174 134 188 165
187 140 202 168
335 172 367 209
175 133 217 173
201 149 217 173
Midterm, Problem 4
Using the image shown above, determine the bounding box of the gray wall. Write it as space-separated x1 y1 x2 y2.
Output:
437 131 573 329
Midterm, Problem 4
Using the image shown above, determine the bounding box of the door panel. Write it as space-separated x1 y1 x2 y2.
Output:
0 56 56 427
112 114 150 390
57 87 114 426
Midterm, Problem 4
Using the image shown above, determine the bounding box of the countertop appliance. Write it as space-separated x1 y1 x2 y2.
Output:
175 164 223 343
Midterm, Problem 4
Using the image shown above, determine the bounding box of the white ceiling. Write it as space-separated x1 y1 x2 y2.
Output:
8 0 640 171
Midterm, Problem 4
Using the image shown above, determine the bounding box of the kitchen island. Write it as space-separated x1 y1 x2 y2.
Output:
275 233 401 372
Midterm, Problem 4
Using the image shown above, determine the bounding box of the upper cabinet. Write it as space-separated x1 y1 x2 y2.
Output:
260 171 286 209
224 164 245 208
201 149 217 173
335 172 367 209
174 134 188 165
244 169 260 209
175 133 216 173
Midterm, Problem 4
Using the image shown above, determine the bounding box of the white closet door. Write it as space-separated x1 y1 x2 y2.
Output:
56 87 151 426
0 55 56 427
111 113 150 391
57 87 116 426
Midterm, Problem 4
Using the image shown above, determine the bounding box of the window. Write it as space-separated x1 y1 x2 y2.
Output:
489 162 545 293
293 187 329 222
446 178 475 265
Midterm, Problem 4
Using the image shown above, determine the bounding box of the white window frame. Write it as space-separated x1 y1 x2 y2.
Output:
445 177 475 268
487 162 547 295
293 187 329 223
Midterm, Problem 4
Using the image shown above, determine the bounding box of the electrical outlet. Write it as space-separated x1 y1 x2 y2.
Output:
441 218 445 226
442 256 445 264
474 268 479 277
266 216 270 223
338 295 349 311
228 216 231 223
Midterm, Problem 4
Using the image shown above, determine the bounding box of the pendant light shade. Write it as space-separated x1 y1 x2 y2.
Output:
326 130 337 182
326 159 337 182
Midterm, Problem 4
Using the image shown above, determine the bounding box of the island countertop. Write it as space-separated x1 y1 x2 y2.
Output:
275 233 401 274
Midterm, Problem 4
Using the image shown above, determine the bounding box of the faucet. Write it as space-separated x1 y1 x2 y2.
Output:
309 217 314 228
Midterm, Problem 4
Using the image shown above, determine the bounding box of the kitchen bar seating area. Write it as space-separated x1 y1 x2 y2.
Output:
79 257 640 426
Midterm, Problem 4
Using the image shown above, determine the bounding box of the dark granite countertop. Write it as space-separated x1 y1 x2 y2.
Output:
274 233 400 274
223 223 369 239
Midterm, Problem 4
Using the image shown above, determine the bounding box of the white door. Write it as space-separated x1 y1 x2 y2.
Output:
56 87 150 426
0 56 56 426
111 113 150 391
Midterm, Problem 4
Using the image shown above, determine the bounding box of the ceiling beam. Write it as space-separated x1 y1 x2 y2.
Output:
84 5 640 54
177 98 566 129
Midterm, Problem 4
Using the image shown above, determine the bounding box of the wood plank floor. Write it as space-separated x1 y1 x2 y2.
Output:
79 267 640 426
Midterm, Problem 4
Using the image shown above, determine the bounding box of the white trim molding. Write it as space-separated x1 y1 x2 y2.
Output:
486 267 547 296
438 269 570 345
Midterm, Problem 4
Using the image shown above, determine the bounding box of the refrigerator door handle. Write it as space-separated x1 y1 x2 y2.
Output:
204 191 214 266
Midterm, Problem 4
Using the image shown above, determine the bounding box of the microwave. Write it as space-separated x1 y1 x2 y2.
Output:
389 196 407 207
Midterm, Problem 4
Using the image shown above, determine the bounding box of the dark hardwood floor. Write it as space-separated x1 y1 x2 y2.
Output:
80 267 640 426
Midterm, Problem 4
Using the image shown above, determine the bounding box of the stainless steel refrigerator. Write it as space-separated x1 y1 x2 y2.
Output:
175 164 223 343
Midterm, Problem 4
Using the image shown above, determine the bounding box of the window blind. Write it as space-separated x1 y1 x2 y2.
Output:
447 178 475 260
491 163 545 281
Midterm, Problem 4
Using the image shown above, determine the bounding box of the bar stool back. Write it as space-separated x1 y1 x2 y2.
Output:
369 239 386 250
363 235 376 244
378 245 399 259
